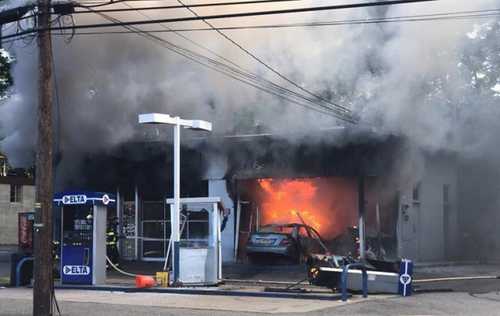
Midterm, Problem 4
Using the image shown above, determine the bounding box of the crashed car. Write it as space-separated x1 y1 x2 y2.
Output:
246 223 327 263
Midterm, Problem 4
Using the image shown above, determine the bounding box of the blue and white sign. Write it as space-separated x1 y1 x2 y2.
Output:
398 259 413 297
102 194 111 205
54 191 116 207
62 195 87 205
63 265 90 275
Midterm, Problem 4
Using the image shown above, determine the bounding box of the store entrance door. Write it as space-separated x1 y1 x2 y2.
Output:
141 201 170 261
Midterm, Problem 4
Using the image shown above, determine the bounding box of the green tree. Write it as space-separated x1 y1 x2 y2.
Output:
0 49 13 98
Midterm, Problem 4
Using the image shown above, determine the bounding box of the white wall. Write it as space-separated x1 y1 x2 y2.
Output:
420 156 458 262
397 155 458 262
208 180 235 263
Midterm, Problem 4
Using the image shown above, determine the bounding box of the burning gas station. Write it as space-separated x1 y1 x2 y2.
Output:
3 0 500 314
10 122 460 299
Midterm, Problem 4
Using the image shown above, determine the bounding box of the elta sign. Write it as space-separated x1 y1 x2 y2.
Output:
63 265 90 275
62 195 87 205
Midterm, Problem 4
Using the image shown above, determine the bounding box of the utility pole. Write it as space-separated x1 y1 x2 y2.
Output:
33 0 54 315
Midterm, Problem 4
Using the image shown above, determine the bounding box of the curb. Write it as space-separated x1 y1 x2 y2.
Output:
55 284 348 301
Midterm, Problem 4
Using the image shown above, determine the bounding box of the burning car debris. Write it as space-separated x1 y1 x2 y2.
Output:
238 177 363 263
246 223 326 263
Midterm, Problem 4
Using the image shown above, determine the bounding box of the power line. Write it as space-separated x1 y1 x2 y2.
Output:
120 2 250 74
75 0 302 12
76 0 126 8
3 14 355 119
5 9 500 43
175 0 350 112
2 0 438 40
118 2 352 117
88 10 356 121
67 12 500 33
117 1 342 118
86 4 353 118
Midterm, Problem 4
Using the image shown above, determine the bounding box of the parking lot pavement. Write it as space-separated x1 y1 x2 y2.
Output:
1 288 500 316
1 263 499 315
330 291 500 316
0 287 380 315
415 264 500 278
413 264 500 293
222 263 306 282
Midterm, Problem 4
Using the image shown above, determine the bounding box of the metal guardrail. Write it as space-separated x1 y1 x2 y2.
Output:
15 256 33 287
341 262 368 301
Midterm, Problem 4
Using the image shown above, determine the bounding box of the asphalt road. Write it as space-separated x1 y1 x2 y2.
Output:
0 293 499 316
1 262 500 315
1 288 500 316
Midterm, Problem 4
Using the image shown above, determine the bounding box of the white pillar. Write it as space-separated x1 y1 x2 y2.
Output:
134 186 139 260
359 215 366 260
171 121 181 276
116 188 121 251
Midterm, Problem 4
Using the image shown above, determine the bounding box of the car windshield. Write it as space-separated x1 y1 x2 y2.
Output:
259 225 294 234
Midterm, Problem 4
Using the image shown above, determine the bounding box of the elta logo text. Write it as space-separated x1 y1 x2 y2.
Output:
63 265 90 275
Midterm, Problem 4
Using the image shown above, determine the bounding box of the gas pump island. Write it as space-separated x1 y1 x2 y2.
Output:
54 191 116 285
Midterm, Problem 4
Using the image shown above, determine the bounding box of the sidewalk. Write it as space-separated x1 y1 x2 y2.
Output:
0 287 382 314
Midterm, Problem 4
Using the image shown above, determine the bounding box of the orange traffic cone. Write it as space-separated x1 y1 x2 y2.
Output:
135 275 156 288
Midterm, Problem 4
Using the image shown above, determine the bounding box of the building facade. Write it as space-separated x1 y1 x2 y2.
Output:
0 176 35 246
79 137 459 264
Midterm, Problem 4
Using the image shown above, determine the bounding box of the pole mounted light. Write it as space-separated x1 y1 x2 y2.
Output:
138 113 212 280
139 113 212 131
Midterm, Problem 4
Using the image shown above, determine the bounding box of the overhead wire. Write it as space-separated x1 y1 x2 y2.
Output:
103 3 355 119
1 0 438 39
121 1 352 117
3 8 495 39
3 6 498 105
88 9 356 121
76 0 126 8
75 0 302 11
0 0 437 119
175 0 351 113
4 9 500 44
65 9 500 33
121 2 246 72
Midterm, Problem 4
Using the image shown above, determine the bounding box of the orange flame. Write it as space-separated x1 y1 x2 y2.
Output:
257 178 358 240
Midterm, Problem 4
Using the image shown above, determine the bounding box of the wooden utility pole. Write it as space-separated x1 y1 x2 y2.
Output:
33 0 54 315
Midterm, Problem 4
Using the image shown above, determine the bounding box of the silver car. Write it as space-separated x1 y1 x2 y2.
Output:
246 223 326 263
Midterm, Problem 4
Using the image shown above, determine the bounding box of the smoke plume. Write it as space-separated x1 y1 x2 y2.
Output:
0 0 499 172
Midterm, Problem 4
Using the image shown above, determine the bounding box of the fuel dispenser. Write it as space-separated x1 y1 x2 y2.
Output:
54 191 116 285
166 197 222 285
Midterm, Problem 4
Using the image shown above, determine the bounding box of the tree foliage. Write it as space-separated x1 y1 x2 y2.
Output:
0 49 13 98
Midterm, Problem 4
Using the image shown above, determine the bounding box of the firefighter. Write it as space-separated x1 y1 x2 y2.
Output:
106 217 120 268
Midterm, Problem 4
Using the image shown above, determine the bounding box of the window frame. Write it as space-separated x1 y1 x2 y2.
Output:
10 184 23 203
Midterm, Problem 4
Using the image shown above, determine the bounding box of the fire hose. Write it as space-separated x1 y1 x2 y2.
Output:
105 214 189 278
105 256 153 278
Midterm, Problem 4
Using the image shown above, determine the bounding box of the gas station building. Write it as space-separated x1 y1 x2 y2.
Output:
66 136 461 266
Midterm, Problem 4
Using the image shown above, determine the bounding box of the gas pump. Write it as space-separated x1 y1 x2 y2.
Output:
54 191 116 285
166 197 222 285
